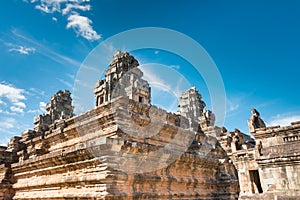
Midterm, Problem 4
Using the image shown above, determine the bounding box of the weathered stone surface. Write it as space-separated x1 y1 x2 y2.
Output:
178 87 206 123
0 51 240 200
2 51 299 200
34 90 73 132
178 87 216 131
94 50 150 106
0 97 239 199
219 110 300 200
0 51 300 200
247 108 266 133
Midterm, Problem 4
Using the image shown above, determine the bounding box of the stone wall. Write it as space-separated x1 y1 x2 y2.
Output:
0 97 239 199
252 121 300 199
2 51 299 200
0 51 240 199
219 109 300 200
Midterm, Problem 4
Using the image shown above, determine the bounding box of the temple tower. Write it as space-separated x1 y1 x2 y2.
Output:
33 90 74 132
94 50 151 106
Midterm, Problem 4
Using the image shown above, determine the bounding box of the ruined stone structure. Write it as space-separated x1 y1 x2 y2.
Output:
33 90 74 132
0 51 299 200
218 110 300 199
94 50 151 106
247 109 266 133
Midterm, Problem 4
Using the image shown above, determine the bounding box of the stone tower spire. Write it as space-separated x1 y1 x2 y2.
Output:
94 50 151 106
33 90 74 132
178 87 206 122
178 87 215 129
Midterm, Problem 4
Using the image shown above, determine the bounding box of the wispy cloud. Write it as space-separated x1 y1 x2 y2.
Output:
139 64 190 112
10 106 24 113
0 118 15 129
0 117 17 136
0 82 26 108
25 0 100 41
140 64 186 99
0 136 11 146
29 87 46 97
268 114 300 127
57 78 73 88
67 13 100 41
62 3 90 15
52 17 58 22
11 29 81 67
8 45 36 55
0 100 6 105
227 98 239 112
0 85 26 115
13 102 26 108
225 92 258 118
66 73 75 79
39 101 46 112
141 66 172 93
28 101 47 114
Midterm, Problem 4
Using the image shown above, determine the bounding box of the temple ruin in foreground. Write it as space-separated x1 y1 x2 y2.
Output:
0 51 299 199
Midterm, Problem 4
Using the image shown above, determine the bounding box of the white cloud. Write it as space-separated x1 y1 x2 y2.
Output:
22 0 38 3
35 4 53 13
0 117 25 137
0 99 6 105
67 13 100 41
13 102 26 108
0 83 27 115
39 101 47 112
9 45 36 55
0 83 26 105
34 0 67 13
28 101 47 114
0 118 15 130
62 3 90 15
25 0 100 41
10 106 24 113
268 114 300 127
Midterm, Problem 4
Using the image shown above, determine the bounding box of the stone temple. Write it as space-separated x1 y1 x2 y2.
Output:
0 51 299 200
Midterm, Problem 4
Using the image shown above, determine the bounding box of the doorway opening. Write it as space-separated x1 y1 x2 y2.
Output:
249 170 263 194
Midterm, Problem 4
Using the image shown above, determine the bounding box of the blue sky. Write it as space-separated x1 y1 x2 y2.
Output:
0 0 300 145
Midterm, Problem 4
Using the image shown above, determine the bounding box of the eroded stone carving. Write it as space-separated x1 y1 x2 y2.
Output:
248 108 266 133
34 90 73 132
178 87 205 122
200 108 216 129
218 110 300 199
94 50 150 106
178 87 215 130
